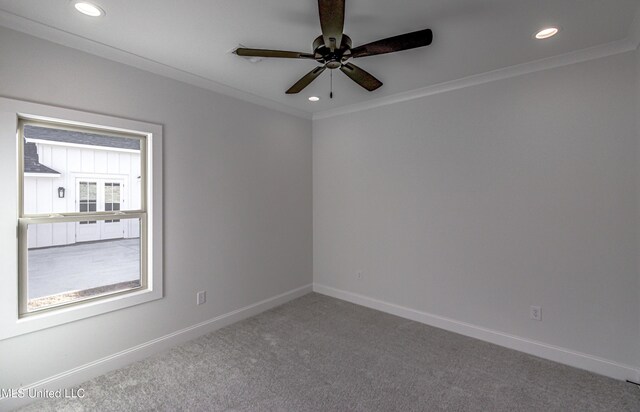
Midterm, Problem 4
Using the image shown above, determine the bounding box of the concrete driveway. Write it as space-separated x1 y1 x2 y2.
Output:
28 238 140 299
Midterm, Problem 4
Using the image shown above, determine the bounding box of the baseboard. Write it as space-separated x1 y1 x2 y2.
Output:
313 283 640 382
1 284 313 412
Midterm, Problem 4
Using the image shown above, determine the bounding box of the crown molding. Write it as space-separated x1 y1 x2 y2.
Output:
1 6 638 123
313 38 636 121
0 9 312 120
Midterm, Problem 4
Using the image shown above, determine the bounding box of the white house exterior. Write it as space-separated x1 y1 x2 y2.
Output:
24 125 141 249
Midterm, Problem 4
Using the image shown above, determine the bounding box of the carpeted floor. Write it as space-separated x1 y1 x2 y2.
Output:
19 293 640 411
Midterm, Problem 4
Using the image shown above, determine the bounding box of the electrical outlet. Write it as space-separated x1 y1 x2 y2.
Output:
530 305 541 321
197 291 206 305
357 271 363 280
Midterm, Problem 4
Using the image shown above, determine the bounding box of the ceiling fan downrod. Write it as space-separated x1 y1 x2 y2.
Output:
330 70 333 99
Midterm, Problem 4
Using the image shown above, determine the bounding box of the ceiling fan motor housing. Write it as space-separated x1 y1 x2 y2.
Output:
313 34 352 68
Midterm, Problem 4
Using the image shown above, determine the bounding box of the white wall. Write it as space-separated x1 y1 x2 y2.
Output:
314 51 640 374
0 26 312 392
25 144 141 248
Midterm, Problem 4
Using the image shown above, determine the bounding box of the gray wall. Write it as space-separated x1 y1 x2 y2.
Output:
314 51 640 367
637 45 640 370
0 27 312 388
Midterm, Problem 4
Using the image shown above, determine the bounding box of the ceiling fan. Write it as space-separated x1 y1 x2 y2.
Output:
234 0 433 95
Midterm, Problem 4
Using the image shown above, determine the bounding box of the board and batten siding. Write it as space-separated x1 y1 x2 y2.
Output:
25 142 141 248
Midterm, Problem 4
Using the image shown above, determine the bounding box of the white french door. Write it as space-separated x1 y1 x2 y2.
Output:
75 178 126 242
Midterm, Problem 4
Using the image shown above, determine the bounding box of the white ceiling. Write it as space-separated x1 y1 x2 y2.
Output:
0 0 639 117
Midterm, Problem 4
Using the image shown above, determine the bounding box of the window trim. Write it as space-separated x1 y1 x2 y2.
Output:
0 97 163 340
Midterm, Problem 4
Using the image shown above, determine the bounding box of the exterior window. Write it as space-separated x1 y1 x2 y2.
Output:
104 182 121 223
78 182 97 224
18 120 148 315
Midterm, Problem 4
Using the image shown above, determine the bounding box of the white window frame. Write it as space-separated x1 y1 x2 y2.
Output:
0 97 163 340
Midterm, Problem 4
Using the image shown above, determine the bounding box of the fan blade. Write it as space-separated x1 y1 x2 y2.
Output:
235 48 315 59
339 63 382 91
318 0 345 51
351 29 433 58
286 66 327 94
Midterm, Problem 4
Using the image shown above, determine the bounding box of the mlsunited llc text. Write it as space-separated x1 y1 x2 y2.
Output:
1 388 85 399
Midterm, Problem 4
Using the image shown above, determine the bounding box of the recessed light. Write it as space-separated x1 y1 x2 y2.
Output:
535 27 558 40
308 96 320 102
74 2 105 17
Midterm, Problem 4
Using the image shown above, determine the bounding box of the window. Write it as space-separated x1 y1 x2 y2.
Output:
18 119 149 315
78 181 97 223
0 96 162 339
104 182 121 223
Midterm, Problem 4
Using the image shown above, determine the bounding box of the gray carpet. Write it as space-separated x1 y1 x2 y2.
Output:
18 293 640 411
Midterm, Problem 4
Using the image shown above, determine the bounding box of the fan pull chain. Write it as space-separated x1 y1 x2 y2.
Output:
330 70 333 99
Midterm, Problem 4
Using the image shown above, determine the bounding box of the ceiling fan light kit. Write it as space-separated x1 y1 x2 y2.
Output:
234 0 433 95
